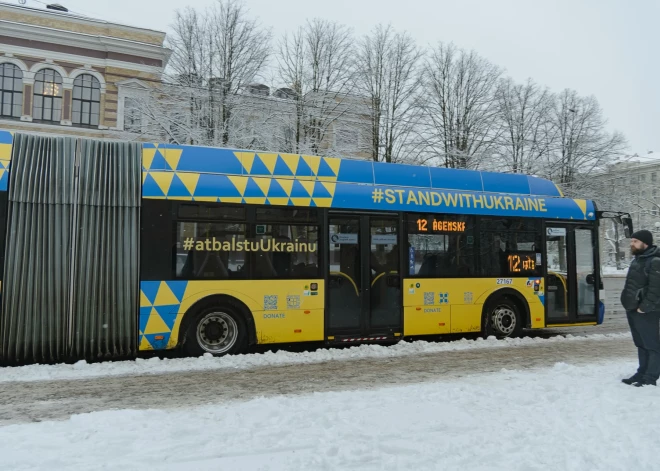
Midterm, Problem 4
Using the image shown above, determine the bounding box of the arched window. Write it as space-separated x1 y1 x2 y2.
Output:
0 63 23 119
72 74 101 127
33 68 63 122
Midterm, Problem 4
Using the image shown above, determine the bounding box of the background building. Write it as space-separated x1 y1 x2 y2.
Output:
0 1 170 139
591 153 660 266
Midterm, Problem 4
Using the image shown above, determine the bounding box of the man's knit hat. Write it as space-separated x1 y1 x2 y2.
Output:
631 229 653 246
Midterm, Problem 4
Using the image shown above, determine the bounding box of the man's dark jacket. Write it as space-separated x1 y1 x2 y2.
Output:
621 245 660 312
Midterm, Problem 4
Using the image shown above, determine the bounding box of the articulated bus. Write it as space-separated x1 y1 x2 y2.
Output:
0 130 632 364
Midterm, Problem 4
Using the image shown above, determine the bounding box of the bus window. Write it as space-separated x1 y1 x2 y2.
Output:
575 228 596 316
176 221 247 280
370 219 398 276
253 224 319 279
479 217 542 277
407 214 475 277
329 219 361 290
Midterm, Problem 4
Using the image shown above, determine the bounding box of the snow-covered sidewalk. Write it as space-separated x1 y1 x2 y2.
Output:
602 266 629 275
1 358 657 470
0 332 629 383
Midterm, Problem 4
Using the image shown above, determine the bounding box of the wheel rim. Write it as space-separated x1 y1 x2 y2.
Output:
196 311 238 354
491 305 516 336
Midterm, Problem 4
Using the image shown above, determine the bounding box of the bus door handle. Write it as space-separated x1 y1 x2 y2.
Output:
329 276 342 289
386 274 400 288
585 273 603 289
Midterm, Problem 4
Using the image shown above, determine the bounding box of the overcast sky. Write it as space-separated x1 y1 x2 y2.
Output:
23 0 659 156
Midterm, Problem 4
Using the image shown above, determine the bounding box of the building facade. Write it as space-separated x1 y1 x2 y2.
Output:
0 1 170 139
592 155 660 266
231 85 373 161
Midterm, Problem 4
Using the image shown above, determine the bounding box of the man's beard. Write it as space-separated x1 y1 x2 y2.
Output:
632 246 645 255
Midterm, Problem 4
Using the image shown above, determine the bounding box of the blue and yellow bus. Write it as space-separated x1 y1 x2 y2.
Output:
0 130 632 364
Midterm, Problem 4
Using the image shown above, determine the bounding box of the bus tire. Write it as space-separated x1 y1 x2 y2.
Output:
182 303 248 356
483 296 524 339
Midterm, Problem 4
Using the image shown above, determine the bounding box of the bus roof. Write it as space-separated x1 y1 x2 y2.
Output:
143 143 564 198
0 131 595 221
141 142 594 221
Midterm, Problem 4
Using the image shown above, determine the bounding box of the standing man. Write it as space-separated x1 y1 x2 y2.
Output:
620 230 660 387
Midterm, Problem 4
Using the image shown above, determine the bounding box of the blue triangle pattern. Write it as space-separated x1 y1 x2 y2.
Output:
310 200 317 207
243 177 266 197
154 305 181 331
166 281 188 303
150 151 169 171
168 174 193 197
0 171 8 191
295 157 313 177
249 156 272 176
273 156 294 176
139 307 152 334
290 179 311 198
266 179 289 198
0 132 12 144
316 158 337 177
312 182 332 198
141 281 160 305
194 174 242 198
155 305 179 331
142 173 165 197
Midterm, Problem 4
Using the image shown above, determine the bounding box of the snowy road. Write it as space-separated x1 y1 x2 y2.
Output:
0 334 636 426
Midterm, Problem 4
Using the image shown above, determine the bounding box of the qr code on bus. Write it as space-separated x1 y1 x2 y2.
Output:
287 295 301 309
424 292 434 305
264 295 278 310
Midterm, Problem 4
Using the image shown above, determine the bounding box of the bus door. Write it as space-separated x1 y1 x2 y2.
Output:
544 224 600 325
326 213 402 341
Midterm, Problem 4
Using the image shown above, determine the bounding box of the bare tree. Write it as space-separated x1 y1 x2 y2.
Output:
209 0 271 145
130 7 633 186
600 219 629 268
420 42 503 169
278 19 356 155
156 0 271 146
493 78 554 174
547 89 627 193
355 24 423 163
163 7 215 143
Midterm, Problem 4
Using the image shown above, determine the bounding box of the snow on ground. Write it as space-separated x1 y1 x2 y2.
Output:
0 332 629 384
1 359 658 471
602 266 629 275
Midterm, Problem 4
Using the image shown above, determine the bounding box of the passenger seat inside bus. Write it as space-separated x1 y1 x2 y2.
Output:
195 252 229 279
254 253 278 278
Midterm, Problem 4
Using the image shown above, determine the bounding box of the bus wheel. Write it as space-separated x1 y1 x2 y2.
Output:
183 305 248 356
485 297 523 338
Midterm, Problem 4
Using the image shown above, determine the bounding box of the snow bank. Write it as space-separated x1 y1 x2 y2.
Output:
0 331 629 384
0 359 658 470
602 266 629 275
